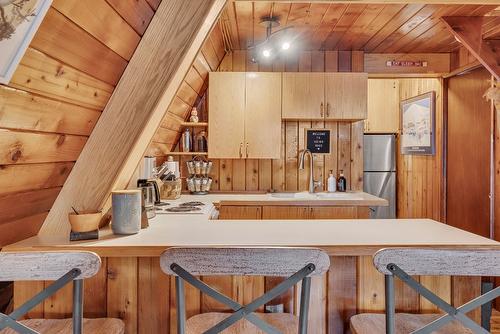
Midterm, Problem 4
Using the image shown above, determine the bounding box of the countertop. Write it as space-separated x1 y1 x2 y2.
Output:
4 194 498 257
208 191 388 206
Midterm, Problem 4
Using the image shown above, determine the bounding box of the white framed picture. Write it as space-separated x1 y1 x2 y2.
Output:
0 0 52 84
400 91 436 155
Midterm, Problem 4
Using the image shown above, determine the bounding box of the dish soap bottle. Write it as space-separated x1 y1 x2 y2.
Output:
327 170 336 192
337 170 347 192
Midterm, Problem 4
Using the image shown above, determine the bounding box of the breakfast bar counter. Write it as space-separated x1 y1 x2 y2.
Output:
3 195 498 334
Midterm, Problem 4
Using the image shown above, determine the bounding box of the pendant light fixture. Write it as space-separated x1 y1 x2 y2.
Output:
249 16 295 64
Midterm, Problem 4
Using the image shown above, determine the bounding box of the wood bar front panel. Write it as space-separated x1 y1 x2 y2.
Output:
13 256 483 334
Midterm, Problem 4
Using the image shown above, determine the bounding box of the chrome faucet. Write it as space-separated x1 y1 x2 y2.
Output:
298 149 322 193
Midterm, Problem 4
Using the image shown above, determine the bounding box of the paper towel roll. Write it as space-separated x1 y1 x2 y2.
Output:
166 156 179 178
142 156 156 179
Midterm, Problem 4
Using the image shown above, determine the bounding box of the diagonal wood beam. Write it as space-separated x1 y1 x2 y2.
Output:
442 16 499 80
39 0 227 236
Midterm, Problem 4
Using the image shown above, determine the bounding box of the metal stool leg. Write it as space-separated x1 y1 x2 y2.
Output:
176 276 186 334
385 275 395 334
73 279 83 334
298 277 312 334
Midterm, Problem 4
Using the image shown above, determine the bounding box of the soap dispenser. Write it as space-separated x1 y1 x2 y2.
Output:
327 170 336 192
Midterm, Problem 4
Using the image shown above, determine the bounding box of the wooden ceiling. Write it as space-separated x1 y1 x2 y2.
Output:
222 2 499 53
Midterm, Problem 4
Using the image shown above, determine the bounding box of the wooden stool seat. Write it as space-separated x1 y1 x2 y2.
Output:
186 312 299 334
0 318 125 334
350 313 473 334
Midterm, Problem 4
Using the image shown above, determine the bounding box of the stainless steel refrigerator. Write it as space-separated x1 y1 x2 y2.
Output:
363 134 396 219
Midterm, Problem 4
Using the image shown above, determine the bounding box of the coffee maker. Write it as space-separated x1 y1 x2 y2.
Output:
137 156 161 220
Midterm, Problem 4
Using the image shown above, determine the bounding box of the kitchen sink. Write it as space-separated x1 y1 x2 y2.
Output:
269 192 363 200
315 192 363 200
269 192 316 199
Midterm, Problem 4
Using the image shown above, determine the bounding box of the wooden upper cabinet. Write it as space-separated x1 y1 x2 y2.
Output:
365 79 400 133
245 73 282 159
282 73 325 120
208 72 245 159
325 73 368 120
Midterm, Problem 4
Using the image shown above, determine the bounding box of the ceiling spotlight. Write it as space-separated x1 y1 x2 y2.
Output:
262 49 271 58
282 42 291 50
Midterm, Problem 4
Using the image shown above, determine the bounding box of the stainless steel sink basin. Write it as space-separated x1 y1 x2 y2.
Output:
315 192 363 200
269 192 316 199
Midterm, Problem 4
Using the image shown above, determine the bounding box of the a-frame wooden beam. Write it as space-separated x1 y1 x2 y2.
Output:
40 0 227 236
442 16 499 81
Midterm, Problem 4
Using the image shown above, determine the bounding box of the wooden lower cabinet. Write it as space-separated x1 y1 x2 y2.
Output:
13 256 482 334
220 205 370 220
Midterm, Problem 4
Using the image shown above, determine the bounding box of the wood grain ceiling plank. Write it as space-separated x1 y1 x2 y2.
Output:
253 2 272 45
212 23 228 61
482 16 500 39
235 1 254 49
286 3 314 48
398 5 482 53
224 2 241 50
362 4 425 52
193 54 211 82
145 0 161 11
336 4 386 50
201 41 220 71
323 4 367 50
442 16 499 79
298 3 331 50
384 4 464 53
0 130 87 165
105 0 154 36
349 4 404 50
310 4 348 50
373 4 439 52
423 5 498 53
270 2 292 25
30 8 128 86
52 0 141 61
0 87 100 137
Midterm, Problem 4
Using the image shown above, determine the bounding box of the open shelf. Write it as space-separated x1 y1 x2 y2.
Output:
165 152 208 156
180 122 208 127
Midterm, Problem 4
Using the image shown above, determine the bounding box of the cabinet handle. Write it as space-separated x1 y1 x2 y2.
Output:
246 143 249 158
320 102 324 117
326 102 330 117
239 143 243 158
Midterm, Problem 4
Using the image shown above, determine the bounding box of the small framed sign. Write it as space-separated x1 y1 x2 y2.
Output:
305 129 331 154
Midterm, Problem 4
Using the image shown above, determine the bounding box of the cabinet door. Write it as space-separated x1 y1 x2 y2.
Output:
310 207 360 219
366 79 400 133
282 73 324 120
245 72 282 159
208 72 245 159
218 205 262 219
325 73 368 120
262 206 310 219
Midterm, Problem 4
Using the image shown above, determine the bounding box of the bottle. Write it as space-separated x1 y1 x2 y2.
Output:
181 128 191 152
327 170 336 192
196 131 208 152
337 170 347 192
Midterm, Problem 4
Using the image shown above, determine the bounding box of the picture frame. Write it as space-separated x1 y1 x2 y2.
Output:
400 91 436 155
0 0 53 84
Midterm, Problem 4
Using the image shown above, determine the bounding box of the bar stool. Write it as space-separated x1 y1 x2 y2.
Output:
350 248 500 334
0 251 124 334
160 247 330 334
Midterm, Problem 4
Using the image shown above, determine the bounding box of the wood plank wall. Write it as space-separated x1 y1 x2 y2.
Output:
160 50 365 193
397 78 444 222
0 0 162 247
147 23 227 157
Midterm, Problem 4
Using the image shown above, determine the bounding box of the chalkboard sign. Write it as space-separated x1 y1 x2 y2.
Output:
306 129 331 154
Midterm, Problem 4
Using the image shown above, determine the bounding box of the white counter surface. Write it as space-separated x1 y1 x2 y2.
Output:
4 193 498 257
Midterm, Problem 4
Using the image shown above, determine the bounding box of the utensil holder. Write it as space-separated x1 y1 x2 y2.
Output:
161 179 182 200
